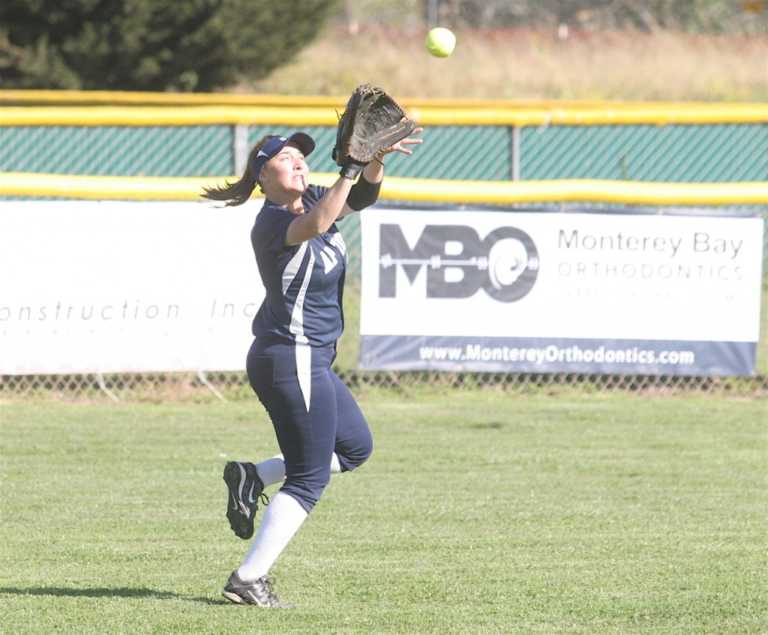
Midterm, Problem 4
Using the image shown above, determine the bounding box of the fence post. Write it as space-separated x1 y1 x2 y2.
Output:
233 124 250 177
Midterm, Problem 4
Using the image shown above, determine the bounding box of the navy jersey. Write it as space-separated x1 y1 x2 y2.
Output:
251 184 347 347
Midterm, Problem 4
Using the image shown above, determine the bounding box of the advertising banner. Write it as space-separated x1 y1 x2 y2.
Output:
359 209 764 375
0 201 264 374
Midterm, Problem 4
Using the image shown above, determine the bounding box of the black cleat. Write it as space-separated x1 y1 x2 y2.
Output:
222 571 293 608
223 461 268 540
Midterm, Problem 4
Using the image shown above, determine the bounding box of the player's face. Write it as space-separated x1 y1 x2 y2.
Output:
260 144 309 197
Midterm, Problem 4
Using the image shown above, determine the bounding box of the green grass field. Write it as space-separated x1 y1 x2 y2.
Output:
1 392 766 634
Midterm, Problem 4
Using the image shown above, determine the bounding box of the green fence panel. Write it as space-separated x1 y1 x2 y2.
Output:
249 125 512 180
521 124 768 181
0 126 232 176
2 122 766 182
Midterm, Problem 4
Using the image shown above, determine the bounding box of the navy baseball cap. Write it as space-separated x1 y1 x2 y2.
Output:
250 132 316 181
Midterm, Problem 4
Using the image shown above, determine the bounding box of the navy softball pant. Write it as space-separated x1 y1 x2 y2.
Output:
246 339 373 513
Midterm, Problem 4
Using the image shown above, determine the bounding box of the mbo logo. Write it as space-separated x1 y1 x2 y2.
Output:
379 224 539 302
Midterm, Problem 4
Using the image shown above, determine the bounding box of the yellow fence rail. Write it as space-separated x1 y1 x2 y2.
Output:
1 92 766 126
3 172 767 206
1 105 766 127
2 89 765 110
0 89 765 113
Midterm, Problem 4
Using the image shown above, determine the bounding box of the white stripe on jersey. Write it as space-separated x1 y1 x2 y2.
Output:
286 245 316 411
288 245 314 345
282 242 308 296
319 246 338 273
329 231 347 258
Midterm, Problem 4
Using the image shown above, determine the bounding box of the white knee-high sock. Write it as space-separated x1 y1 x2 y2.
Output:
255 453 342 487
237 492 308 581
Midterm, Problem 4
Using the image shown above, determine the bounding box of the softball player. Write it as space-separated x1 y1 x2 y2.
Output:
202 129 422 607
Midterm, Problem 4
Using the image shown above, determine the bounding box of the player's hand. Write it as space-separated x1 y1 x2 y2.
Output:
376 127 424 159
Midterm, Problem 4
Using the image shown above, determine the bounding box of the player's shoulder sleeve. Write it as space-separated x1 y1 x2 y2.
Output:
253 205 297 255
302 184 328 210
303 183 354 226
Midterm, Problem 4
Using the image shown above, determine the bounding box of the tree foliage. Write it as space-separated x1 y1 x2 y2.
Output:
0 0 338 91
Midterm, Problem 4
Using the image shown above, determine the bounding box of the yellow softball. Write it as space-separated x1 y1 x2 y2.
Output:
425 27 456 58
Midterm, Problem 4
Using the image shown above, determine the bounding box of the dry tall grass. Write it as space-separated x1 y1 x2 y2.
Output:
242 26 768 101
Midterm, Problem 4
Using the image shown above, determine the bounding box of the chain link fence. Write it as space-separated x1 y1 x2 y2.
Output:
3 123 767 182
3 369 764 403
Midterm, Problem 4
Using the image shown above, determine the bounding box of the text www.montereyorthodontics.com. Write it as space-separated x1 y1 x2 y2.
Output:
419 344 696 366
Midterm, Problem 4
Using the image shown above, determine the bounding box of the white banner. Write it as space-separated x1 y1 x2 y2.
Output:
359 209 764 375
0 200 265 374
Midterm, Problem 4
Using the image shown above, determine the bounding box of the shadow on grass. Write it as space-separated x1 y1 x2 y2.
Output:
0 586 226 605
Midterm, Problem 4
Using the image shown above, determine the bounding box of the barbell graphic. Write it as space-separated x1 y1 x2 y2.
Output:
379 238 538 291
